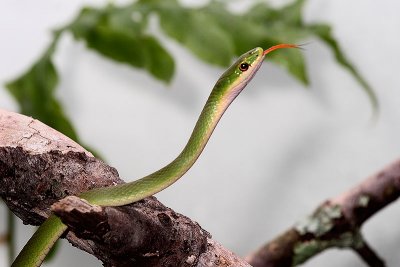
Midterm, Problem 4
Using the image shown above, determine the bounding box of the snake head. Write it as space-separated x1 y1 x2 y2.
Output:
214 47 265 101
214 44 299 101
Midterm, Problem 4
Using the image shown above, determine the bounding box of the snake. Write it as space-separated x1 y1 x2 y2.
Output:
12 44 298 267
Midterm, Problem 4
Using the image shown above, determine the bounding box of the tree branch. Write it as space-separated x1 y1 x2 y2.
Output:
353 240 385 267
246 159 400 267
1 107 398 267
0 109 250 267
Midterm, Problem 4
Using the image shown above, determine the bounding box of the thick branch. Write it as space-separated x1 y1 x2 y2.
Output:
246 160 400 266
51 196 210 266
0 109 249 267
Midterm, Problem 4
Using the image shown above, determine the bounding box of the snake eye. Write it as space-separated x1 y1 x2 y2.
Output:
239 62 249 72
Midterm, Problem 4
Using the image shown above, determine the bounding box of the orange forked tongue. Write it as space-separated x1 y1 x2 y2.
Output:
263 44 298 55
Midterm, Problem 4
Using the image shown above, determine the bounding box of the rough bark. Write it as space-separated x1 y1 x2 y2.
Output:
0 109 250 267
246 160 400 267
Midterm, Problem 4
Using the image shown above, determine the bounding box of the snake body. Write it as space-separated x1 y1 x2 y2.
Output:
12 44 297 267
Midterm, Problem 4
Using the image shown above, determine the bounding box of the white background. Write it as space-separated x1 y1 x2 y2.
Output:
1 0 400 266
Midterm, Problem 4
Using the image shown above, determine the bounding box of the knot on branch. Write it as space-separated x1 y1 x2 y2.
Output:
52 196 108 240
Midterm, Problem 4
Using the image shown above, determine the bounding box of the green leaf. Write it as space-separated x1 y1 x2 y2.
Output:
157 3 234 66
201 2 277 55
242 1 310 84
69 7 146 69
190 1 309 84
246 0 377 106
269 48 309 85
308 23 379 111
68 5 174 82
142 36 175 81
245 0 306 26
5 56 79 141
77 23 147 68
279 0 306 25
67 7 104 40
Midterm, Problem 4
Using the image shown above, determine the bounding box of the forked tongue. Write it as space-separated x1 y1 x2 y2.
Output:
263 44 299 56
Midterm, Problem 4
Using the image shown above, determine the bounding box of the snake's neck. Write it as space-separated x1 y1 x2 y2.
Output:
160 85 238 182
81 83 240 206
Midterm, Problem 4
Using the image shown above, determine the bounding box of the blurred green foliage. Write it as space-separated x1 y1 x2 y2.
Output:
6 41 79 141
5 0 377 142
3 0 377 264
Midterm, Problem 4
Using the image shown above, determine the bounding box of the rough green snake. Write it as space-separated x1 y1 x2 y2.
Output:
12 44 298 267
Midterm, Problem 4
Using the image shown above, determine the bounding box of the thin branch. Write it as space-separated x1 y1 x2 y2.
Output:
353 240 385 267
246 159 400 266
